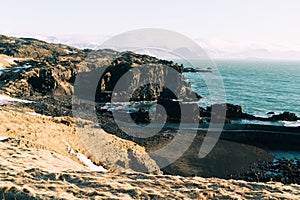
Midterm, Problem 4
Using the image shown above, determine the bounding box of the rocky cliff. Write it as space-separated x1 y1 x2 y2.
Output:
0 35 200 104
0 35 117 97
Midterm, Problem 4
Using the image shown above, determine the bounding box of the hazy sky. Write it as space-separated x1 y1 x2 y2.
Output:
1 0 300 59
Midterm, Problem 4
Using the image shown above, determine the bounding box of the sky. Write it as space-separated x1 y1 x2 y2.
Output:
1 0 300 60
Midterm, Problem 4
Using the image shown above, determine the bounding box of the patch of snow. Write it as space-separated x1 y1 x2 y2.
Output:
66 49 78 54
0 136 9 142
25 112 51 118
3 57 30 66
4 58 17 64
0 63 33 76
65 142 107 172
12 64 32 70
0 95 32 104
22 64 32 69
66 142 76 154
76 153 108 172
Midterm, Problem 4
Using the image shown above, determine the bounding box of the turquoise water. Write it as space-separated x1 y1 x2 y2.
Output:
182 60 300 120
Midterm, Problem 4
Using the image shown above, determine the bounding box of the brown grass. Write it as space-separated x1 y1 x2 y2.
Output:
0 105 300 199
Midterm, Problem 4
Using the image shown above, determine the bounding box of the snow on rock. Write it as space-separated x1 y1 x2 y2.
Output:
20 63 32 69
25 112 51 118
0 95 32 104
65 49 78 54
65 142 107 172
76 153 108 172
0 136 9 142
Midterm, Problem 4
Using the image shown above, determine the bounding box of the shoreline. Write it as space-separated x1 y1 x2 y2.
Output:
1 34 300 198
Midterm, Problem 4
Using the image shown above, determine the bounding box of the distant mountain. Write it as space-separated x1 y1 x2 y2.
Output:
196 38 300 60
4 33 300 61
32 35 109 50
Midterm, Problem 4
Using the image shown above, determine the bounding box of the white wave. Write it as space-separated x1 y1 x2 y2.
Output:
281 120 300 127
233 119 283 126
0 94 32 104
272 150 300 161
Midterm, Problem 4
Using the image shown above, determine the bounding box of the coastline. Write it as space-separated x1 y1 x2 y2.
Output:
1 34 300 198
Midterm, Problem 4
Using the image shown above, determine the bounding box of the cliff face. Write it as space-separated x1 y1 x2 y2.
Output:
0 35 117 97
0 35 200 103
95 51 200 102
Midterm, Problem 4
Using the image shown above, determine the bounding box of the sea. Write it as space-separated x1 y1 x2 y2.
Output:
182 59 300 127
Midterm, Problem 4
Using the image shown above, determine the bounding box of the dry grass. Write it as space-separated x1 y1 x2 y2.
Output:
0 54 29 68
0 106 300 199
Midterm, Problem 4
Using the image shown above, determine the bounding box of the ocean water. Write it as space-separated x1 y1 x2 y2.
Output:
182 60 300 125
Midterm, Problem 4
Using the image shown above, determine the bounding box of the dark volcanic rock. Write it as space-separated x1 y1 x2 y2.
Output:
205 103 256 121
0 35 201 105
130 108 151 124
156 99 201 123
270 112 298 121
0 35 118 97
207 103 244 118
204 104 299 123
0 34 202 129
95 51 200 103
237 158 300 184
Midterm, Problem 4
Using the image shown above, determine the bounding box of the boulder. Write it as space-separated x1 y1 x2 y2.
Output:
130 108 151 124
270 112 298 121
207 103 245 119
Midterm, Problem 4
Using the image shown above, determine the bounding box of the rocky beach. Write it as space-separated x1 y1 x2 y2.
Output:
1 34 300 199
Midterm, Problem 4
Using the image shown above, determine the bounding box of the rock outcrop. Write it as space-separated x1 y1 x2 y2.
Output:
94 51 200 102
0 35 119 97
270 111 298 121
0 35 200 105
203 103 299 122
